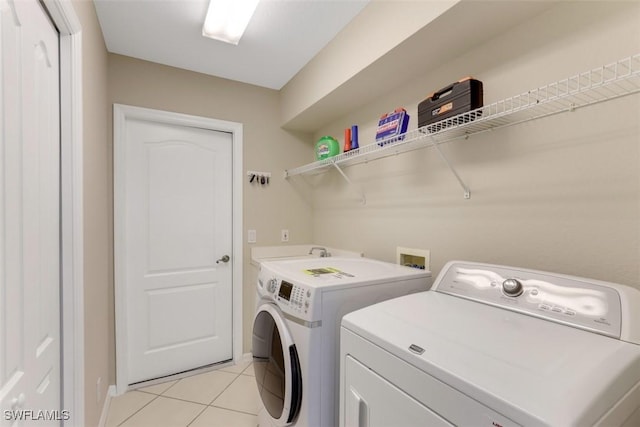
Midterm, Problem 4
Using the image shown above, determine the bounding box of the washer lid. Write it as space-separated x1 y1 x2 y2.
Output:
260 257 430 288
342 291 640 427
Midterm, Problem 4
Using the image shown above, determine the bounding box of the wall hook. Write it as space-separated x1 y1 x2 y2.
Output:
247 171 271 186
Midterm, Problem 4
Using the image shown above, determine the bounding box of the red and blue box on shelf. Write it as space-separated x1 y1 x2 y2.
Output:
376 108 410 146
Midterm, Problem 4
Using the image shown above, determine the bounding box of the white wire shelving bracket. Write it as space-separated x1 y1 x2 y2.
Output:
284 53 640 200
331 163 366 204
429 135 471 199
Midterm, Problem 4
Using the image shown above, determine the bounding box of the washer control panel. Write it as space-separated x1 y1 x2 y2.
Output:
276 280 310 312
433 262 623 338
258 268 315 321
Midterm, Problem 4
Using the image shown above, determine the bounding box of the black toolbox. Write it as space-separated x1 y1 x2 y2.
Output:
418 77 483 130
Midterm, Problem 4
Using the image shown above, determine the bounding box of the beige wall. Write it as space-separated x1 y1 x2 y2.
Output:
310 2 640 288
70 1 111 426
107 54 313 358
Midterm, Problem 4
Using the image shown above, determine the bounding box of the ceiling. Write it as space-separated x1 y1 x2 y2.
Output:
93 0 370 90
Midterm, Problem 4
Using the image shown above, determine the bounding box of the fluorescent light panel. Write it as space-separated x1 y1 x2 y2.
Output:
203 0 260 45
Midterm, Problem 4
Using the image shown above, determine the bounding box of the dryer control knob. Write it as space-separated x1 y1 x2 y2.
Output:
267 278 278 294
502 278 524 297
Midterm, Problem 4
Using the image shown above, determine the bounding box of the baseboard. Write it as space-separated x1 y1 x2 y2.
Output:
98 385 117 427
241 352 253 363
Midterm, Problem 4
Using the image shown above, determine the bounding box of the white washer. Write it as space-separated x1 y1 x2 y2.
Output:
340 261 640 427
252 257 431 427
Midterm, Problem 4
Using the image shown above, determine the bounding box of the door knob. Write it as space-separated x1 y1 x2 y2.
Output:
216 255 230 264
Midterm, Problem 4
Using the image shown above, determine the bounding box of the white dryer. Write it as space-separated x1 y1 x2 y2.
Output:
252 257 431 427
340 261 640 427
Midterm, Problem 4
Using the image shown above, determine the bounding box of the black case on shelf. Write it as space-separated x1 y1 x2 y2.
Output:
418 78 483 130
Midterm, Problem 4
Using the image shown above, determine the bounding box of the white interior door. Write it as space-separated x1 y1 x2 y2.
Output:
0 0 61 424
119 115 234 385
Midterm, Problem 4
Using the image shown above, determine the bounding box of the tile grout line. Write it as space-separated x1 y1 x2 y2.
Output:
115 394 160 427
114 376 199 426
140 369 234 406
134 379 179 398
141 369 252 407
117 394 210 427
136 389 165 397
207 367 260 416
205 367 259 416
147 394 211 408
208 403 259 418
206 370 245 406
113 364 258 426
185 404 209 427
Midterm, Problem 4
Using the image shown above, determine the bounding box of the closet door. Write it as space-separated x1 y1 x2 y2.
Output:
0 0 62 424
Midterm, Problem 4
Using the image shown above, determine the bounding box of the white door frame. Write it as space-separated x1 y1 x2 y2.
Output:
113 104 244 394
41 0 84 425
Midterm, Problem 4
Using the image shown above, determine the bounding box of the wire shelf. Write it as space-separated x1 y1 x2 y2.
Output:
285 54 640 178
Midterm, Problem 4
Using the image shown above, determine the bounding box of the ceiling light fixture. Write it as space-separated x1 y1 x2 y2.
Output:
202 0 260 45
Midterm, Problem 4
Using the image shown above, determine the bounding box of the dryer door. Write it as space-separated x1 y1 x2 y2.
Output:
252 303 302 426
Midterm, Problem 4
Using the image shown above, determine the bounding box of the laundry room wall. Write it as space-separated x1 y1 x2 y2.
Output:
107 55 313 361
308 2 640 288
69 1 111 425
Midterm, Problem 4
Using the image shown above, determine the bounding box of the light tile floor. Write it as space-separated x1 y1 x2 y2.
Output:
106 360 259 427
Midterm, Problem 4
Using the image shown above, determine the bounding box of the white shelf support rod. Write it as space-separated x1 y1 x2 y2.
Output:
332 162 366 205
429 137 471 199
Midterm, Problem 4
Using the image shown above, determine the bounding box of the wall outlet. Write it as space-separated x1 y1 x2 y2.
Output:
281 229 289 242
248 229 257 243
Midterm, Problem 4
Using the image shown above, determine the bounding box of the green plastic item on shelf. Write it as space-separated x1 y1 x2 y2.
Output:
315 136 340 160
